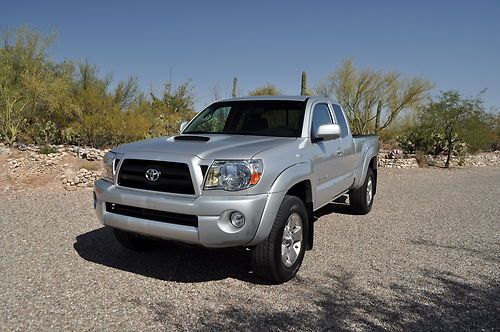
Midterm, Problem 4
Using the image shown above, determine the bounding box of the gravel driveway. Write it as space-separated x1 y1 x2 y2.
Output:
1 167 499 331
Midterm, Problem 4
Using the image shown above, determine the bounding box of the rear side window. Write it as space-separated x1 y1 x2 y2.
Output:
332 104 349 138
311 103 332 135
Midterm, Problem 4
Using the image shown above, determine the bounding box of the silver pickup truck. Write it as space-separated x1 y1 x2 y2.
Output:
94 96 379 283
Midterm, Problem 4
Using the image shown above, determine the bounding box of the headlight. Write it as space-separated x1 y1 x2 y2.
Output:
204 160 263 191
102 151 122 182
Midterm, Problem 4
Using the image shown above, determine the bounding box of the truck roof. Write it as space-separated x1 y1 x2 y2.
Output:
218 95 335 103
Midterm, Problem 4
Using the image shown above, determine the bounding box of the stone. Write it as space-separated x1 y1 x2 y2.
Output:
0 146 11 155
73 176 80 185
17 143 28 151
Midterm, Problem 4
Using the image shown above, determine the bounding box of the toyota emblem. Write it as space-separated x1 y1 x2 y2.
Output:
145 168 161 182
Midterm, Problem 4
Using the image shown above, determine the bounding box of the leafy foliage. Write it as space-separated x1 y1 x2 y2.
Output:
0 27 196 148
249 84 281 96
317 59 432 134
1 26 498 155
39 145 58 155
397 91 498 168
0 26 64 145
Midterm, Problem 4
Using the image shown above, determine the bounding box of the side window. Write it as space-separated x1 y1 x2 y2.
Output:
311 103 332 135
332 104 349 138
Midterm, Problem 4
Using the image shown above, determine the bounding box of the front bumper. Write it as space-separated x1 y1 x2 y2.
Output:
93 180 283 248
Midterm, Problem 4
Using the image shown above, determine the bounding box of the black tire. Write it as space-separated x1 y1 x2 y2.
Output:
113 228 155 251
349 167 375 215
251 195 308 284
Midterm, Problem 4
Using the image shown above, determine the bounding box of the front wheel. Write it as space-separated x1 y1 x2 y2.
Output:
251 195 308 284
349 168 375 215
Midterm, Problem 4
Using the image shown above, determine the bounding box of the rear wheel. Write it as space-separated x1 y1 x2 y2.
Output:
113 228 155 251
251 195 308 284
349 168 375 214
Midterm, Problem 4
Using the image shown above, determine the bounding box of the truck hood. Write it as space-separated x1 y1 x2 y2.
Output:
113 135 297 160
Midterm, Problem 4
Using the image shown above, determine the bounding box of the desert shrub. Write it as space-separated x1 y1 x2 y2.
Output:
39 145 58 154
459 110 498 152
30 120 58 145
81 161 101 171
249 84 281 96
396 126 445 155
415 151 428 167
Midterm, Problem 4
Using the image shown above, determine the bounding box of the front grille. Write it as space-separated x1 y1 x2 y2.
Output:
118 159 195 194
106 202 198 227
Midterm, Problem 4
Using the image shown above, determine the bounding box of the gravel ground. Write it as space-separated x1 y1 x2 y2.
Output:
1 167 499 331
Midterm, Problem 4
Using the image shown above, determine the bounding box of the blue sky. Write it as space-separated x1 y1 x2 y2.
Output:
2 0 499 110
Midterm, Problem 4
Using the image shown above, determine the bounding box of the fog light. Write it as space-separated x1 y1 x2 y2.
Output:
230 211 245 228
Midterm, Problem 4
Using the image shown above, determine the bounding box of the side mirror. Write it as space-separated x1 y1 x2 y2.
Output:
314 124 341 141
179 121 188 132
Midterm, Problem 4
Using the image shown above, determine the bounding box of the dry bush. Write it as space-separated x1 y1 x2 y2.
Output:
80 160 101 171
415 151 428 167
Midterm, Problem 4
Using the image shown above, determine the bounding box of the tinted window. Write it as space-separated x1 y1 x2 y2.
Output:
332 104 349 138
184 100 306 137
311 103 332 135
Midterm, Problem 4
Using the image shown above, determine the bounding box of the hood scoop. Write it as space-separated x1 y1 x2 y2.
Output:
174 135 210 142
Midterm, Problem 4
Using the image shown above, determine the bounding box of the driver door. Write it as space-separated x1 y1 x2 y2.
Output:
310 103 344 208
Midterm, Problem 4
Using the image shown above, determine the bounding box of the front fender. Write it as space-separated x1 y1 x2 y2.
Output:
268 162 314 195
247 162 313 246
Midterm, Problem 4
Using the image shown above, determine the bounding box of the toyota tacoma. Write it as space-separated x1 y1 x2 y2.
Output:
93 96 379 283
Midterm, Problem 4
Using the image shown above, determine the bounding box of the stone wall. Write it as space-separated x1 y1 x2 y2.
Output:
378 149 500 169
8 144 108 161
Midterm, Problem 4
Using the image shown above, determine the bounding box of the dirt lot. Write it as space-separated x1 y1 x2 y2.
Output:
0 167 499 331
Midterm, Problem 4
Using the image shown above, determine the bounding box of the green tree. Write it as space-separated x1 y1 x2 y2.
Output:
460 107 498 152
249 84 281 96
148 81 196 136
114 77 139 111
418 90 490 168
60 61 146 147
0 26 61 145
0 26 199 148
317 59 432 134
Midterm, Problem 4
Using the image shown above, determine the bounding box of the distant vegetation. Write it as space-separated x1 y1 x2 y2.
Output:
0 26 195 148
316 59 433 135
397 90 498 167
1 26 499 164
248 84 282 96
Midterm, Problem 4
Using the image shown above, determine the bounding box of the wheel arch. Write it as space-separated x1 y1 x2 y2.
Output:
354 151 378 189
248 162 314 247
285 180 314 250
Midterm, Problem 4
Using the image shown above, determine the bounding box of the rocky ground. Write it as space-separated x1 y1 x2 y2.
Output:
0 144 103 191
0 150 498 330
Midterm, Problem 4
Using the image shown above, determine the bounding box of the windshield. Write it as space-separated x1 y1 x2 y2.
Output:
183 100 306 137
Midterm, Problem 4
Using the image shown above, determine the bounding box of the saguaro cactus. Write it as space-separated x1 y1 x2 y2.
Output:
301 71 307 96
232 77 238 97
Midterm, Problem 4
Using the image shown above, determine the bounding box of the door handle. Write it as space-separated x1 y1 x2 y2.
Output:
337 149 343 156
